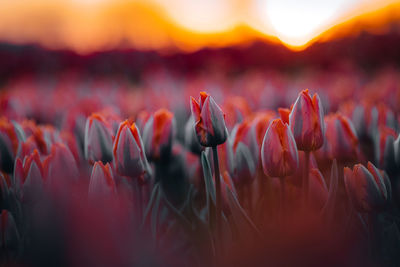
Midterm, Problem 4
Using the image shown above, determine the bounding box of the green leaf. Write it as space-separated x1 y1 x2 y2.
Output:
226 185 260 240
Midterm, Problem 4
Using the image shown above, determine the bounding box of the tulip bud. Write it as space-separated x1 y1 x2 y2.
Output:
261 119 299 177
84 113 113 164
184 117 203 155
289 89 325 151
0 118 18 173
190 92 227 147
375 126 397 174
45 143 79 185
113 120 148 180
278 108 290 124
232 142 256 185
143 109 175 161
325 113 359 163
344 162 389 213
89 161 116 199
13 149 46 202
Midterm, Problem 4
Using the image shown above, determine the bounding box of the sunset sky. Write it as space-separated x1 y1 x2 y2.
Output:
0 0 398 53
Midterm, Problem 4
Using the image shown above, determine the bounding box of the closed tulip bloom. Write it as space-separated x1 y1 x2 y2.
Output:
45 143 80 185
113 120 148 180
344 162 389 213
84 113 113 164
232 142 256 185
190 92 227 147
261 119 299 177
0 118 18 173
14 149 46 201
143 109 175 161
325 113 359 163
89 161 116 198
289 89 325 151
375 126 397 172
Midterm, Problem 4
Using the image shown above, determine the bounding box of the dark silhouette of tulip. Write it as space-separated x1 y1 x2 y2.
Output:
113 120 148 180
261 119 299 178
375 126 397 173
89 161 116 198
232 142 256 185
344 162 389 213
45 143 80 185
84 113 113 164
190 91 227 147
325 113 359 163
289 89 325 151
14 149 45 200
143 109 175 161
0 118 18 173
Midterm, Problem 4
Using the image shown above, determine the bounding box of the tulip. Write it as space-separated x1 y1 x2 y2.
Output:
14 149 46 201
289 89 325 204
261 119 299 216
190 91 227 251
0 118 18 173
344 162 389 213
84 113 113 164
278 108 290 124
325 113 359 163
143 109 175 161
190 91 227 147
45 143 80 186
289 89 325 151
232 142 256 186
88 161 116 199
184 117 203 155
261 119 299 178
113 120 149 181
375 126 397 174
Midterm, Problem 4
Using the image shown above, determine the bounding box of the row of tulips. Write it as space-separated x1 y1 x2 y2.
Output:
0 80 400 265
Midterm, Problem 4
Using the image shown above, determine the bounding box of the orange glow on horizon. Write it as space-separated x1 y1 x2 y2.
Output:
0 0 399 54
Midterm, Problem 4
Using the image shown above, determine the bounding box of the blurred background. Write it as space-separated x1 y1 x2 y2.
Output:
0 0 399 82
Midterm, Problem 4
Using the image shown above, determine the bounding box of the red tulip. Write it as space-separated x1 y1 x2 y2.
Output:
232 142 256 185
261 119 299 177
45 143 80 185
289 89 325 151
14 149 46 200
143 109 175 161
325 113 359 163
375 126 397 171
344 162 389 213
84 113 113 164
190 92 227 147
278 108 290 124
89 161 116 198
113 120 148 180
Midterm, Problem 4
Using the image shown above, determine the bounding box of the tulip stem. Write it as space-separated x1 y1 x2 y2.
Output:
212 146 222 252
303 151 310 206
